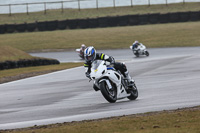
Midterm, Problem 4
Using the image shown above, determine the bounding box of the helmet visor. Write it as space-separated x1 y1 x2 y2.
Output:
87 55 95 61
86 49 96 62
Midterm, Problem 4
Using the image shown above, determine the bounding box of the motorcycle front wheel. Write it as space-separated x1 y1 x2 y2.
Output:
99 81 117 103
134 54 139 57
145 51 149 56
127 83 138 100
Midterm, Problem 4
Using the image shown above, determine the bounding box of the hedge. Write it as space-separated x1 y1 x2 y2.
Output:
1 11 200 34
0 58 60 70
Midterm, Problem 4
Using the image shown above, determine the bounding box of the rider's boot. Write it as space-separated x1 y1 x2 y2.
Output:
124 71 134 86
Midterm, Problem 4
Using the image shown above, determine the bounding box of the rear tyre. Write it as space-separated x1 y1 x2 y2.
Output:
99 81 117 103
127 83 138 100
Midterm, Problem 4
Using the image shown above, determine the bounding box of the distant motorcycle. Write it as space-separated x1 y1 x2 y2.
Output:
75 48 84 59
89 60 138 103
130 45 149 57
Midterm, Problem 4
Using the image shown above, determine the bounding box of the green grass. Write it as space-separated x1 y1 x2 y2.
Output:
0 46 83 83
0 62 82 78
3 107 200 133
0 21 200 52
0 2 200 24
0 46 35 62
0 62 83 83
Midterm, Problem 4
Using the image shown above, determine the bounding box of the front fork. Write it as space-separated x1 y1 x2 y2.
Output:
98 79 112 90
93 79 112 91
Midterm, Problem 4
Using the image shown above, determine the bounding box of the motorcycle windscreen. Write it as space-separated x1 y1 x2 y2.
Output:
91 60 102 70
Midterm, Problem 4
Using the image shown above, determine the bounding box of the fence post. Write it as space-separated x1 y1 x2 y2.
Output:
9 4 11 16
96 0 98 10
148 0 150 6
78 0 80 11
44 2 46 14
61 1 64 13
131 0 133 7
26 3 29 15
183 0 185 4
166 0 168 6
113 0 115 8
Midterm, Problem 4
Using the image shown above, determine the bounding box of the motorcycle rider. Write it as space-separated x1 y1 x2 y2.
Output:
132 40 146 51
80 44 86 55
84 46 134 87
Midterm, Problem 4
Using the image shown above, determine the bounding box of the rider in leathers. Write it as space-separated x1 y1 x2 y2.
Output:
80 44 86 56
132 40 146 51
84 46 134 88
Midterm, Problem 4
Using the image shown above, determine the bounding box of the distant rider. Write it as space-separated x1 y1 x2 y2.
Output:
80 44 86 56
84 46 134 85
132 41 146 51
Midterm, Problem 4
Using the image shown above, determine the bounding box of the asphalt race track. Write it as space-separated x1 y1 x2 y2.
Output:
1 47 200 129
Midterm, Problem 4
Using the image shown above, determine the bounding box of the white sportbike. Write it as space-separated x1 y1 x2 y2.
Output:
89 60 138 103
130 45 149 57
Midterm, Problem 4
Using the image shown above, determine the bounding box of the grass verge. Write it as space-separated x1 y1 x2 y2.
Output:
0 62 83 84
0 21 200 52
0 2 200 24
0 45 36 62
2 106 200 133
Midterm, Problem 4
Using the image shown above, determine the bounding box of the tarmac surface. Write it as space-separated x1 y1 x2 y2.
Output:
0 47 200 129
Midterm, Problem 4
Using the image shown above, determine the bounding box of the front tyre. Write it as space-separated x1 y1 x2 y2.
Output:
133 51 139 57
99 81 117 103
145 51 149 56
127 83 138 100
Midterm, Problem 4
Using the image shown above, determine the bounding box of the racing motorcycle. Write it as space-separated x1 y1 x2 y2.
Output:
130 45 149 57
75 48 84 59
89 60 138 103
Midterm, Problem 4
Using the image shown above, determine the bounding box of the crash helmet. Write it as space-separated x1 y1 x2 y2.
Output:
134 40 139 44
84 46 96 62
81 44 86 50
133 40 140 46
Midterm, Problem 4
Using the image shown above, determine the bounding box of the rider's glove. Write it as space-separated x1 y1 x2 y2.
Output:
85 72 91 79
109 56 115 65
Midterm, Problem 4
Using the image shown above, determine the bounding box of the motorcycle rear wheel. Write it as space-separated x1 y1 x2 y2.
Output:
127 83 138 100
99 81 117 103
